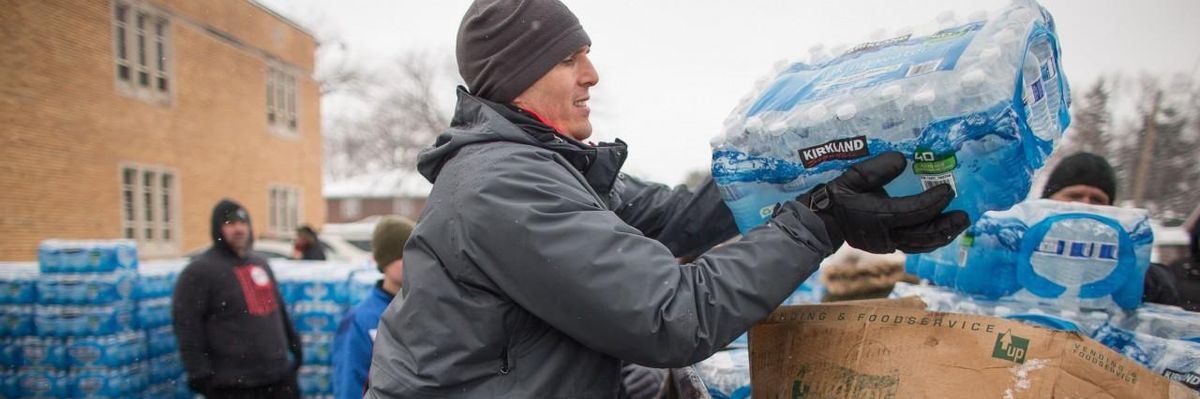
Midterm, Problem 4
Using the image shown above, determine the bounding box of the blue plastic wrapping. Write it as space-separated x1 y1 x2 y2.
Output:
712 0 1069 233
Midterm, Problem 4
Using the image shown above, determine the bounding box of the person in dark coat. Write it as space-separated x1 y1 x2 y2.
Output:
365 1 967 397
173 199 302 398
292 224 327 260
1042 151 1181 306
1168 213 1200 311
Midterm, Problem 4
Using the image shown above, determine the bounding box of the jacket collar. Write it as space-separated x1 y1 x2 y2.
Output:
488 101 629 195
419 88 627 196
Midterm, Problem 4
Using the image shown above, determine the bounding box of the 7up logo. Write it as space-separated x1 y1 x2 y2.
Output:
992 330 1029 364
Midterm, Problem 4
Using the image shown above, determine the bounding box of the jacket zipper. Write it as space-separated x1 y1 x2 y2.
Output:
499 346 510 375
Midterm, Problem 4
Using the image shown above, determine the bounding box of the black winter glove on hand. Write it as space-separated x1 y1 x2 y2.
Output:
620 363 667 399
788 151 970 254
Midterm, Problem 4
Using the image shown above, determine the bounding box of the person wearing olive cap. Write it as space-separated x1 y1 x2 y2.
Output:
366 1 967 397
332 216 414 399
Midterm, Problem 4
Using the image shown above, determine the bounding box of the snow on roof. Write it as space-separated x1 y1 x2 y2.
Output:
323 169 432 199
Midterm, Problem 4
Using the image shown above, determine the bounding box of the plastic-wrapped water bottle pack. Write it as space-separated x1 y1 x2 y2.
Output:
275 260 355 304
299 365 333 396
135 297 173 329
302 333 334 366
956 199 1153 310
1109 303 1200 342
35 272 136 305
693 348 752 399
145 325 178 358
1093 323 1200 392
63 331 146 368
712 0 1069 233
0 264 38 305
38 240 138 274
890 282 1110 335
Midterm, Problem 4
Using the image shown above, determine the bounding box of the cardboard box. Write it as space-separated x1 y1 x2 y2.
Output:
749 298 1199 399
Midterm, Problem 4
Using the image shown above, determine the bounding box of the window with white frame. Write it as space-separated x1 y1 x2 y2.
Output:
393 198 414 217
113 1 170 101
269 186 301 236
266 65 298 133
340 198 362 220
121 165 177 245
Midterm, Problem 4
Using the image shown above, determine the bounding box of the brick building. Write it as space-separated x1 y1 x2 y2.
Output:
324 170 430 224
0 0 323 260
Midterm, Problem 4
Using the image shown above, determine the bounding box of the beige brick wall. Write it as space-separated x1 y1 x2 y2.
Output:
0 0 323 261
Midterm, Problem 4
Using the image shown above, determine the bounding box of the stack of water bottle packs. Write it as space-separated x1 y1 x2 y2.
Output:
275 260 382 399
0 240 191 399
712 0 1070 233
891 282 1200 393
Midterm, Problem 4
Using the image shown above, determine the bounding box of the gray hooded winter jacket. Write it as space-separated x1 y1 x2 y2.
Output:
366 88 838 398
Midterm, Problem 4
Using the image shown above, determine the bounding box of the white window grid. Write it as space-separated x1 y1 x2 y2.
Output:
119 164 178 246
269 185 302 236
113 1 171 103
266 65 299 135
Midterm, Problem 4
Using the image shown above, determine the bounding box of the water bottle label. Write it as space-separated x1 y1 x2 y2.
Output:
746 22 983 115
1029 79 1045 103
1034 238 1118 262
905 59 943 77
798 136 869 168
919 173 958 196
911 149 957 174
1163 369 1200 390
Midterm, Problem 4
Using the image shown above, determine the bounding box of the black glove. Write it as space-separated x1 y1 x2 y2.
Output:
790 151 969 254
620 363 666 399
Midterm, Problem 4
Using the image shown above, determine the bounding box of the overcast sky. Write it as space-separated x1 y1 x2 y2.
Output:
259 0 1200 185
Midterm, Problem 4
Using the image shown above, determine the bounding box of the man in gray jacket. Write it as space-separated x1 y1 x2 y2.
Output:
366 0 969 397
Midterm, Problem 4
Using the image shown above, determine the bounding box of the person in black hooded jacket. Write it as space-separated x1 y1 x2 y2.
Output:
1168 215 1200 311
173 199 303 398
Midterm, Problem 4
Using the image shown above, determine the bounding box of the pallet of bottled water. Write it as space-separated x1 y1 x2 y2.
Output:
712 0 1070 233
0 241 193 399
275 259 375 398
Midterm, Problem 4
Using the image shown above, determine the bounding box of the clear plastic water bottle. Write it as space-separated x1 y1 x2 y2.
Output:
1031 39 1062 133
1021 52 1053 141
804 102 832 139
958 69 988 111
834 102 863 136
907 88 937 137
874 84 905 135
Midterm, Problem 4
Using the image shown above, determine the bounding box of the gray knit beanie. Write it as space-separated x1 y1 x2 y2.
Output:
456 0 591 103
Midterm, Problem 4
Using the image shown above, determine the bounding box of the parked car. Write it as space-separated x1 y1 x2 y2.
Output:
322 217 384 252
185 234 368 263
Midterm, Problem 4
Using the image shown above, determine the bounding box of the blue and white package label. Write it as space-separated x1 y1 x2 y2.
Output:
956 200 1152 310
64 332 146 368
0 268 38 305
35 304 135 337
36 272 135 305
290 302 344 334
38 239 138 274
